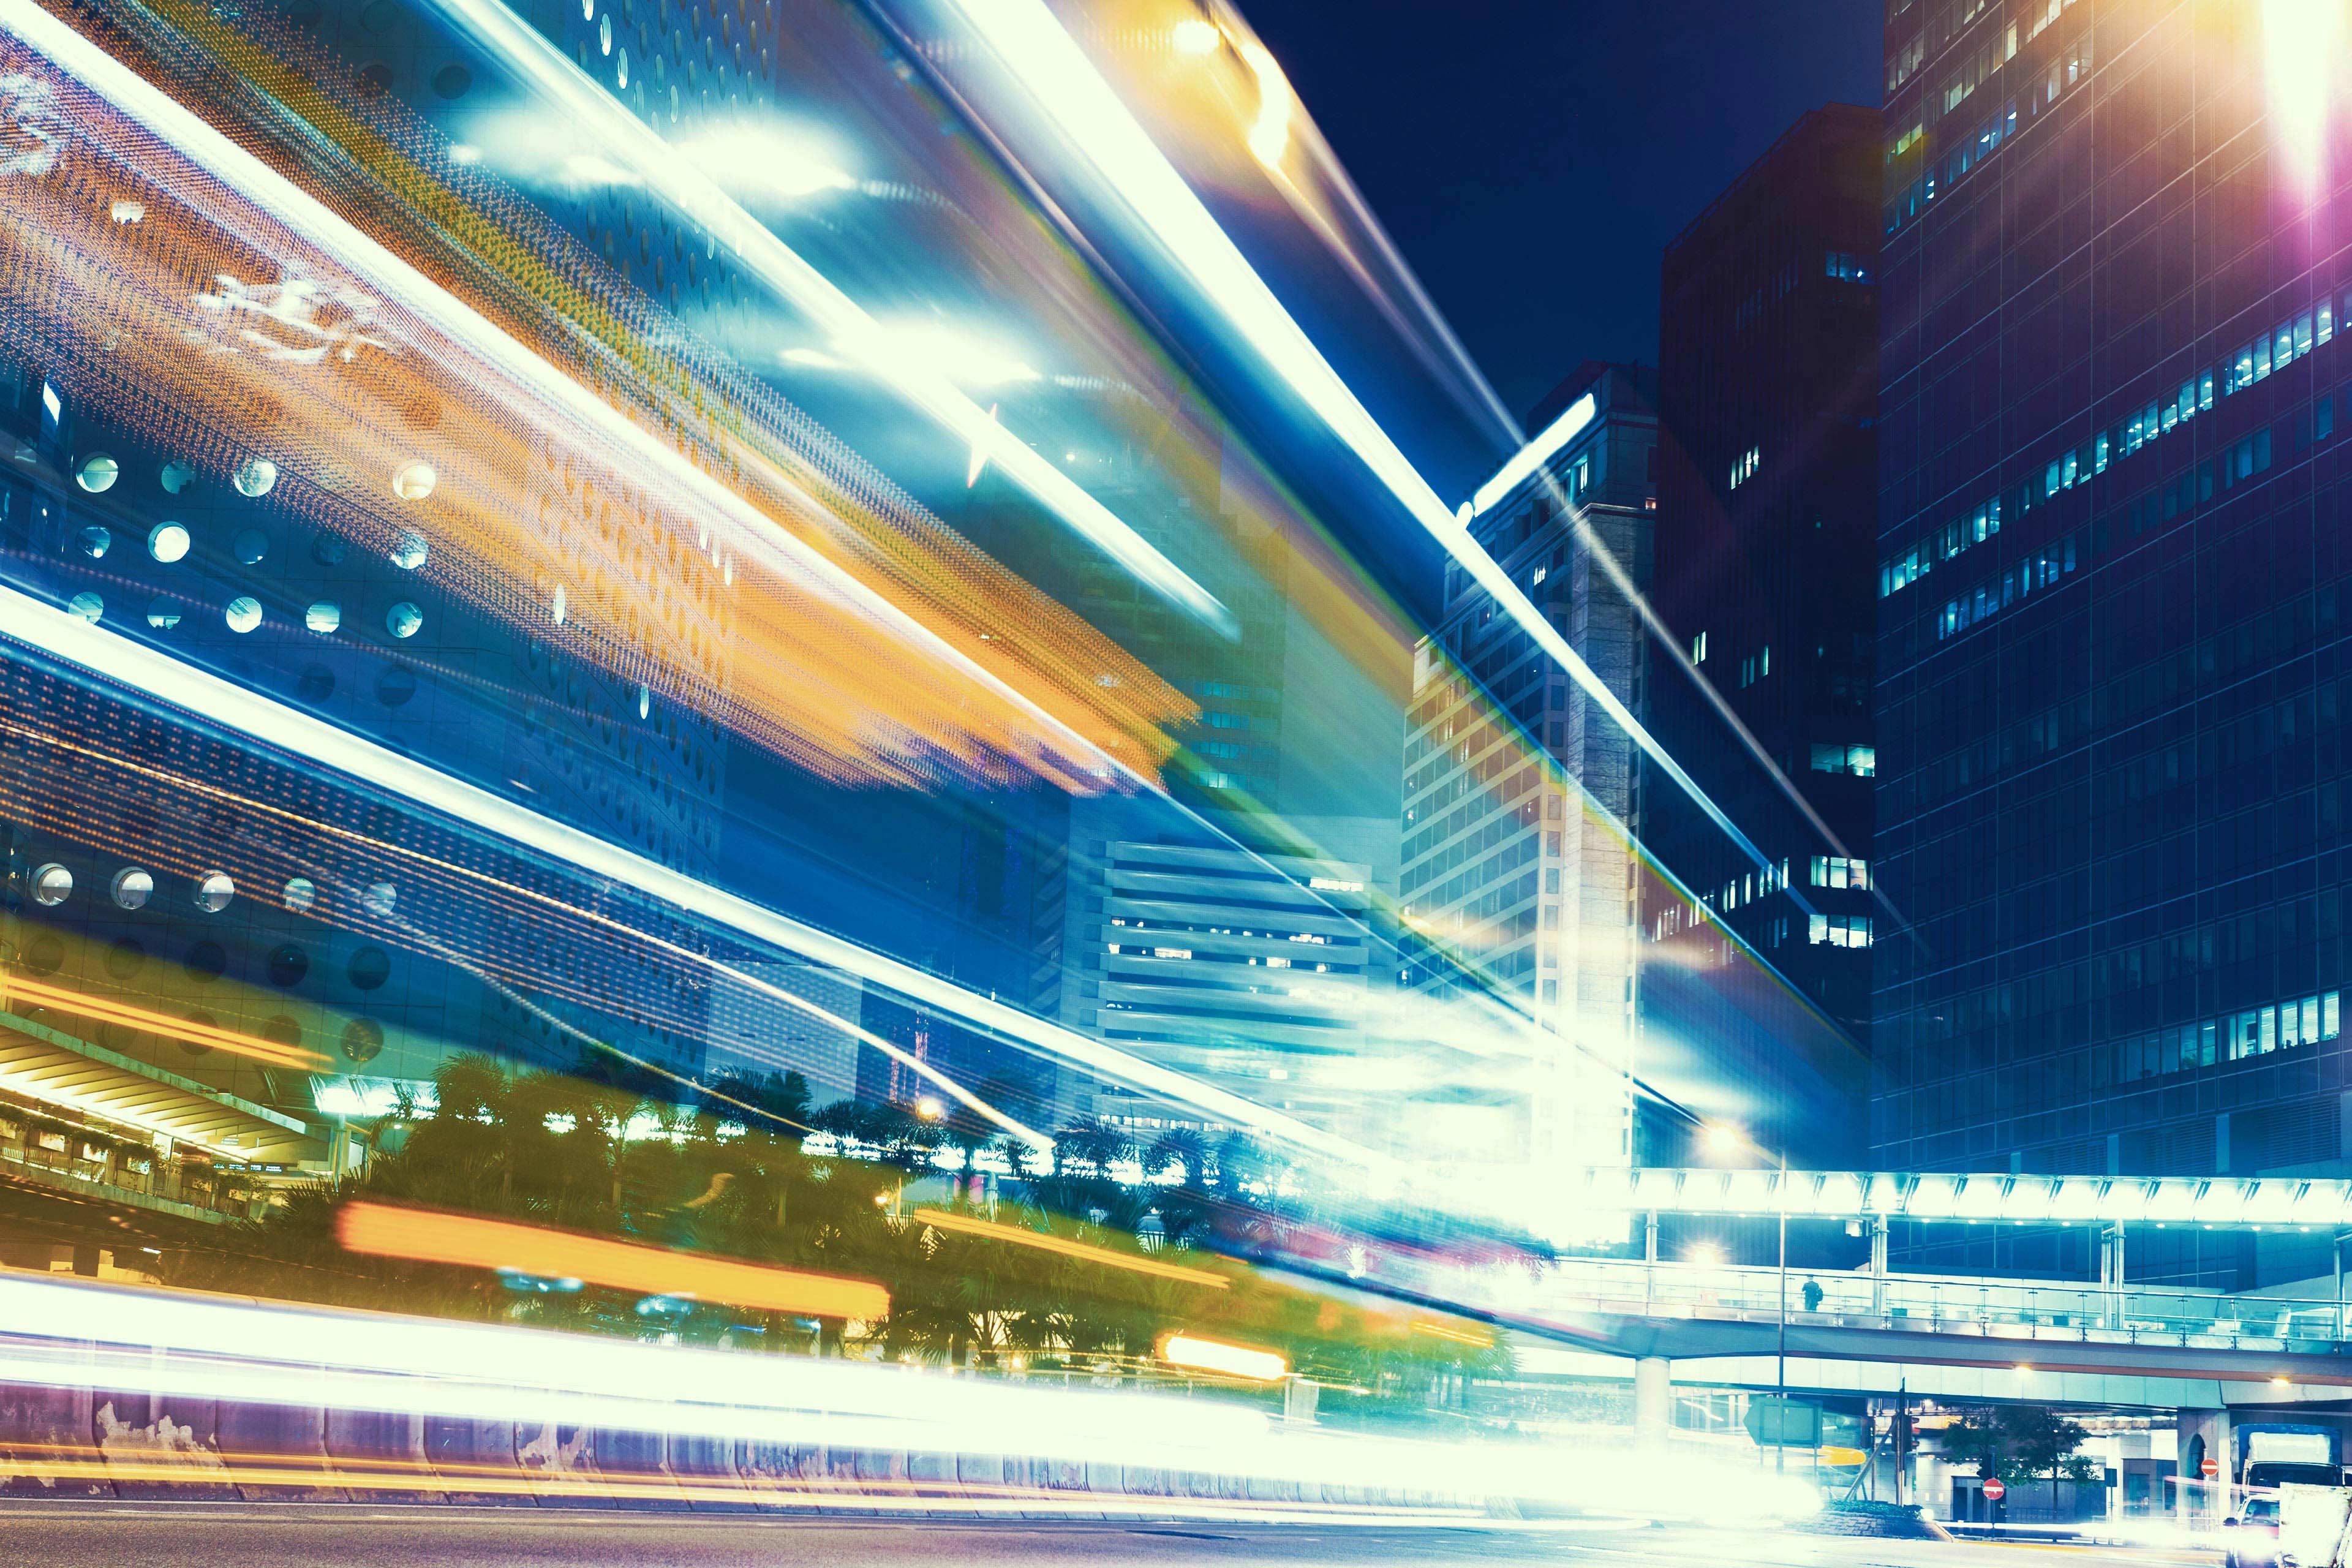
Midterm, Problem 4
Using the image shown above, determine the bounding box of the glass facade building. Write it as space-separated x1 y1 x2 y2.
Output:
1398 362 1656 1179
1643 104 1884 1167
1874 0 2352 1276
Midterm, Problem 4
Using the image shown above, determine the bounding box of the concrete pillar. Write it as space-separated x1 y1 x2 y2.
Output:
1915 1451 1951 1520
1870 1216 1889 1317
1633 1357 1672 1447
2176 1408 2233 1529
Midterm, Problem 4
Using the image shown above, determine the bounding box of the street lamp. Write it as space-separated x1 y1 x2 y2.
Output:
1704 1120 1790 1473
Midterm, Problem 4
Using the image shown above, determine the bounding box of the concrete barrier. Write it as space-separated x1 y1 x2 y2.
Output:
325 1406 440 1503
423 1414 529 1504
0 1375 110 1498
666 1428 756 1512
213 1393 345 1501
0 1374 1491 1522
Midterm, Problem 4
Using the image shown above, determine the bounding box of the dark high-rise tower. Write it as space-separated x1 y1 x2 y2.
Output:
1642 105 1883 1165
1875 0 2348 1280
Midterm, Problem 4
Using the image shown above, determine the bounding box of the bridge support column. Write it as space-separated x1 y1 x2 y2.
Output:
1634 1357 1672 1448
2176 1408 2232 1530
1869 1216 1888 1317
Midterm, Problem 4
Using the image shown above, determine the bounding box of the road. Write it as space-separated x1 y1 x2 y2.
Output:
0 1503 2206 1567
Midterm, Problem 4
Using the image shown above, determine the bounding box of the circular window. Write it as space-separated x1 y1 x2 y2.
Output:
391 461 437 501
104 938 145 980
281 876 316 913
360 0 396 28
598 14 611 53
311 533 350 567
66 592 103 623
110 868 154 909
147 522 190 563
346 945 392 991
22 933 64 975
266 944 309 987
361 882 398 918
74 525 111 559
390 532 429 570
146 597 182 630
225 596 263 633
232 528 269 565
194 871 235 912
304 601 341 635
341 1017 385 1063
385 601 423 639
232 458 277 497
375 666 418 707
184 940 227 981
433 62 473 97
158 459 195 494
297 665 334 703
178 1014 213 1058
75 453 119 492
263 1014 304 1053
616 47 627 88
30 863 72 905
356 61 393 99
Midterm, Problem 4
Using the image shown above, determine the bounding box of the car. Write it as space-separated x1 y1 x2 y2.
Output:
2226 1494 2282 1568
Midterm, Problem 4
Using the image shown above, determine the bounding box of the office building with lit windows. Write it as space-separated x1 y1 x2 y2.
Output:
1396 361 1656 1178
1639 104 1883 1166
1874 0 2352 1279
1050 796 1385 1140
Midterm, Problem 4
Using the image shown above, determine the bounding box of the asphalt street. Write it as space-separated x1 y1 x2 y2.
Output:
0 1504 2197 1567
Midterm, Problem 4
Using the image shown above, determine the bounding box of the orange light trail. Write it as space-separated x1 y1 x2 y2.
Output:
0 970 324 1069
911 1207 1229 1289
336 1202 890 1320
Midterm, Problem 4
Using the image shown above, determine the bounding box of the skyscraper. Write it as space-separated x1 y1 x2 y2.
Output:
1397 361 1656 1179
1642 104 1883 1166
1875 0 2350 1277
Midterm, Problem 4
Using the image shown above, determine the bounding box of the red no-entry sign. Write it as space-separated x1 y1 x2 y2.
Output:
2203 1458 2222 1479
1982 1478 2006 1502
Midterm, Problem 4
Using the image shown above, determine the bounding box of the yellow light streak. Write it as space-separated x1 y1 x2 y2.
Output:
337 1202 889 1319
1159 1334 1284 1381
0 971 323 1069
912 1207 1228 1289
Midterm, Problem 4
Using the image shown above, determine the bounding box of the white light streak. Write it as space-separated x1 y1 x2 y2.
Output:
1470 393 1593 518
0 584 1387 1172
936 0 1772 870
413 0 1231 635
0 0 1125 782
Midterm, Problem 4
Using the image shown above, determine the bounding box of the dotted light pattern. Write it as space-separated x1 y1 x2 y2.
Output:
0 4 1192 790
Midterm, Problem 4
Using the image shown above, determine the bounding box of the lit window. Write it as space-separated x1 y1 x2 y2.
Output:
224 597 263 634
110 868 153 910
194 872 235 913
66 592 103 622
147 522 190 562
232 458 277 497
282 877 317 913
304 602 341 635
146 598 181 630
29 863 72 905
385 601 423 639
74 453 118 492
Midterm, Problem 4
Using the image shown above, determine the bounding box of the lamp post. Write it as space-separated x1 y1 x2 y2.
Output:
1706 1121 1790 1474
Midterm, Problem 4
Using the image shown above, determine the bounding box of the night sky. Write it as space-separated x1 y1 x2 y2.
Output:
1248 0 1884 431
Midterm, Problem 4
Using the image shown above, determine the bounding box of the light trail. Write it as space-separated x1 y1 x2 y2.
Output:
0 971 323 1069
928 0 1775 873
0 0 1174 791
0 1270 1823 1521
0 582 1392 1174
337 1202 892 1319
911 1206 1229 1288
407 0 1232 638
